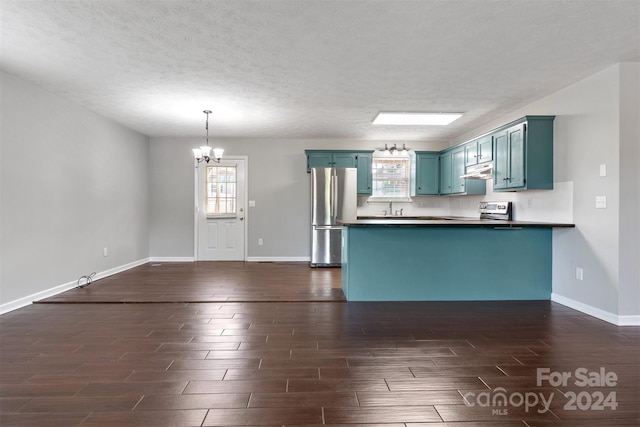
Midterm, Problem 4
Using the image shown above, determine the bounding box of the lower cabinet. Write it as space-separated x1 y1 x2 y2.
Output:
342 225 553 301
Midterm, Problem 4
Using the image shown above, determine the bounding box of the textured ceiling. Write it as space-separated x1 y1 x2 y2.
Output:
1 0 638 141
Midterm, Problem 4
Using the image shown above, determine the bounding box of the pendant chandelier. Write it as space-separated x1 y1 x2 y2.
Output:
192 110 224 165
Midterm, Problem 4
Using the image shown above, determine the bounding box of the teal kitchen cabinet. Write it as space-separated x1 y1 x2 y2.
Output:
439 151 453 194
341 224 554 301
493 116 554 191
465 135 493 167
306 151 333 169
478 136 493 163
451 147 466 193
414 151 439 195
355 152 372 195
440 148 485 195
305 150 373 195
306 150 356 170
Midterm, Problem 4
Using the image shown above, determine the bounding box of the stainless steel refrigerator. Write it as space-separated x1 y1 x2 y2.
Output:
310 167 357 267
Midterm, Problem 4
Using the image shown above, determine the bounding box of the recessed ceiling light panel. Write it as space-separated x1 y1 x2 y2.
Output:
373 112 462 126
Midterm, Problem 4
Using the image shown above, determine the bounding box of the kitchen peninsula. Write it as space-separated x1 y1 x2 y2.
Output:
339 217 574 301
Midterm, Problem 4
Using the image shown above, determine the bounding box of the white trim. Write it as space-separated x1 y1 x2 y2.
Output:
551 293 640 326
148 257 195 263
366 197 413 203
247 256 311 263
0 258 149 315
194 161 200 261
617 315 640 326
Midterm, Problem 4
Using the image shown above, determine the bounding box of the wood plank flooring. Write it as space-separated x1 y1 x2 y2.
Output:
1 262 639 426
38 262 344 303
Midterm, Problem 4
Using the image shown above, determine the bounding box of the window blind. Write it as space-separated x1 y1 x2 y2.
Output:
206 165 237 216
371 157 410 198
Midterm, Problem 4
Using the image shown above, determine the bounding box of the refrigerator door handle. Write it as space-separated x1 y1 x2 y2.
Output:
331 173 338 221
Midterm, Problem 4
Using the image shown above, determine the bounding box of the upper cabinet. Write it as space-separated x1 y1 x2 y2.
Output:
439 151 453 194
305 150 373 195
492 116 554 191
414 151 440 195
439 147 486 195
304 115 553 198
355 152 372 195
451 147 467 194
464 135 493 167
306 150 356 169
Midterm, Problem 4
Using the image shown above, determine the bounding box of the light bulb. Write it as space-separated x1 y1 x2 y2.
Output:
200 146 212 157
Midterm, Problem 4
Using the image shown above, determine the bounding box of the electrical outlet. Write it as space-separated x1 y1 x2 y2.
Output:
595 196 607 209
249 200 256 207
576 267 583 281
103 247 108 257
258 238 263 246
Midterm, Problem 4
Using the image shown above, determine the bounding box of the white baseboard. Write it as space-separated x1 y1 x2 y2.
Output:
247 256 310 262
149 257 195 263
551 293 640 326
617 315 640 326
0 257 150 315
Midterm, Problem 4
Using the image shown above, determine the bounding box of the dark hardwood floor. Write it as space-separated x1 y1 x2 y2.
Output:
38 262 345 303
1 262 638 426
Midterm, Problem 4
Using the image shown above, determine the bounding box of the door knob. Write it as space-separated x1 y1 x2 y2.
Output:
239 216 244 221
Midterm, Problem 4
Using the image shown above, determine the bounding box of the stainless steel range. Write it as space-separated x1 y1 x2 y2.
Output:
478 201 512 220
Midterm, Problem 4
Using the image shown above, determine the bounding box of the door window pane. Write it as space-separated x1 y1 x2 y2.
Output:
206 165 237 216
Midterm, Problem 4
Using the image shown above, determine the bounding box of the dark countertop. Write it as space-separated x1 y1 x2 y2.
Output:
340 216 575 227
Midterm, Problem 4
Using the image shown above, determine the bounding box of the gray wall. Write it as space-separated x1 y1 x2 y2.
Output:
148 138 444 260
0 71 150 305
618 63 640 317
452 63 639 320
148 139 195 258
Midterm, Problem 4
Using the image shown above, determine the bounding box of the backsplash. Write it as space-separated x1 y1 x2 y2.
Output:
357 180 573 223
357 196 450 217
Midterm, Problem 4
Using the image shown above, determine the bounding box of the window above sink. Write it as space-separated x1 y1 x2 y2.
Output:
370 150 414 200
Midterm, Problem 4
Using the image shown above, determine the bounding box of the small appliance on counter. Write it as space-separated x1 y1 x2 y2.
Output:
478 201 512 220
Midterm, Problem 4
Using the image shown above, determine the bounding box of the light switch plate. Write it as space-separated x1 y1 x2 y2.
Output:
596 196 607 209
599 164 607 177
249 200 256 207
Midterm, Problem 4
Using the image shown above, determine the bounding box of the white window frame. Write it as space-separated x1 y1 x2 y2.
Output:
369 152 413 201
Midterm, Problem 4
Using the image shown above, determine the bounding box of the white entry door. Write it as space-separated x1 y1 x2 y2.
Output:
195 158 246 261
